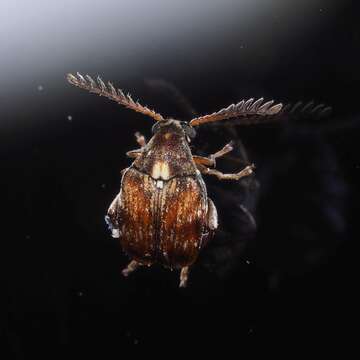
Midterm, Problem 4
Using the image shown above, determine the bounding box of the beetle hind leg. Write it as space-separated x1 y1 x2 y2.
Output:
179 266 190 288
126 133 146 159
122 260 142 277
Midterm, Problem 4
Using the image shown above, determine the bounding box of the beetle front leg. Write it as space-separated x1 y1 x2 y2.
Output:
134 131 146 147
122 260 142 277
126 132 146 159
126 149 142 159
193 142 233 167
179 266 190 288
197 163 255 181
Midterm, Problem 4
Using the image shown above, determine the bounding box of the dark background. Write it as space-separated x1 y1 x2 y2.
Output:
1 0 359 357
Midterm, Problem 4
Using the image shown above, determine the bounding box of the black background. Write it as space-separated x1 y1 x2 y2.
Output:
1 1 359 357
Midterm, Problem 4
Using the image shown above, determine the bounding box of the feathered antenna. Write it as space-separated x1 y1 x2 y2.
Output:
189 97 283 127
67 73 164 122
279 101 332 121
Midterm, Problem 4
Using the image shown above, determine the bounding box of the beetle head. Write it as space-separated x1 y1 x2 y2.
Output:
151 119 196 142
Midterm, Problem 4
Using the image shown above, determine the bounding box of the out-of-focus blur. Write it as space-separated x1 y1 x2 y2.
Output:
1 1 356 112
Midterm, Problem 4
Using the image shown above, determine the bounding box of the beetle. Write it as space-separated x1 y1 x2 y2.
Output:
67 72 283 287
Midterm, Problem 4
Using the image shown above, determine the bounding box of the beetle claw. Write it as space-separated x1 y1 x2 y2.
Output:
179 267 190 288
122 260 141 277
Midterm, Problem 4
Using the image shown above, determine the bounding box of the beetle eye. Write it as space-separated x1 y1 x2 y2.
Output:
151 122 161 134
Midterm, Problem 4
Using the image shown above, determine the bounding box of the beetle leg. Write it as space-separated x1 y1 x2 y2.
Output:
122 260 142 277
126 132 146 158
134 131 146 147
192 155 214 167
193 142 233 167
126 149 142 159
197 163 255 181
179 266 190 288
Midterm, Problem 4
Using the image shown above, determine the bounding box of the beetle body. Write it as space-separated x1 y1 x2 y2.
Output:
106 120 217 277
67 72 283 286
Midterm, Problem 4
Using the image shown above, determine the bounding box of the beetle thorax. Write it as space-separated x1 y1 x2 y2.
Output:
133 120 198 180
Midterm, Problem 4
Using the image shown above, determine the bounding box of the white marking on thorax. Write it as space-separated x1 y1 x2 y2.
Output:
152 161 170 180
156 180 164 189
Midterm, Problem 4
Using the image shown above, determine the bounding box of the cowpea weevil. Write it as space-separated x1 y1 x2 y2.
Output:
67 73 282 287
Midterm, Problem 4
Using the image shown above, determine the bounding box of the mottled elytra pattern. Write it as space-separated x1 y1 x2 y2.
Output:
157 176 208 267
118 168 208 268
118 169 157 265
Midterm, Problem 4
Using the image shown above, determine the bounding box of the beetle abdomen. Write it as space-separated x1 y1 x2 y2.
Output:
119 167 208 268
